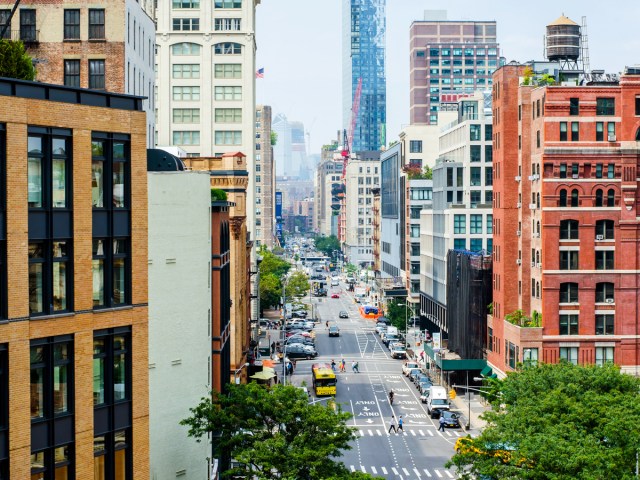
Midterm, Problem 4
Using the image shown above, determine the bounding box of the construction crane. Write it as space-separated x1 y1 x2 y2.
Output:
341 77 362 180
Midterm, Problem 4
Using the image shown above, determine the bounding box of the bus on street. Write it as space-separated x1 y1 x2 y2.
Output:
311 363 337 396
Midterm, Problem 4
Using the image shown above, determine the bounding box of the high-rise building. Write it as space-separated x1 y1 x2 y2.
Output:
490 61 640 377
314 146 343 237
409 10 499 125
0 0 156 146
272 114 307 178
342 0 386 152
256 105 274 248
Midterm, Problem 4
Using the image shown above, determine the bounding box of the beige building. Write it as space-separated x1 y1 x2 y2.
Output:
314 154 343 236
255 105 274 248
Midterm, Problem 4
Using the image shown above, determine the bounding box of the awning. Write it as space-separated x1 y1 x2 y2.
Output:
480 366 493 377
261 360 275 367
250 367 276 380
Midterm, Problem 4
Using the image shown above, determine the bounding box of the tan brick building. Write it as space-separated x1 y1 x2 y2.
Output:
0 77 148 478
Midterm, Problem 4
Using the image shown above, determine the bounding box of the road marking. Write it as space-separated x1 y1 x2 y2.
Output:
435 470 443 478
402 467 410 475
377 429 382 436
423 469 432 477
381 467 388 474
360 466 366 473
368 429 373 436
445 471 454 478
350 465 355 472
392 467 399 475
418 430 425 436
414 468 422 477
359 430 365 437
410 430 416 436
428 430 434 436
371 466 377 474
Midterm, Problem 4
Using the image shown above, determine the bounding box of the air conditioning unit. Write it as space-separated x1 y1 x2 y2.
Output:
572 174 579 179
529 203 537 210
515 176 521 182
516 259 522 265
516 230 521 236
533 174 540 180
517 202 522 208
533 233 540 238
608 134 616 142
537 263 542 268
528 175 535 181
531 262 536 267
605 298 614 304
596 235 604 241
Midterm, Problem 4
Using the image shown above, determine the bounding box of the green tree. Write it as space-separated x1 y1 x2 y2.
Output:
385 299 406 331
0 40 35 81
259 249 291 279
181 383 379 479
259 273 281 310
315 235 341 257
285 270 309 299
447 363 640 479
270 130 278 146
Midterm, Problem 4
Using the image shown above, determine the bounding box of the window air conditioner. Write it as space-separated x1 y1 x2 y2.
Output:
517 202 522 208
596 235 604 241
515 176 521 182
608 134 616 142
516 230 521 236
572 174 579 179
537 263 542 268
605 298 614 304
531 262 536 267
529 203 537 210
516 259 522 265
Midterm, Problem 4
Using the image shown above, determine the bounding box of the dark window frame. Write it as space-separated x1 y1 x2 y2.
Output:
571 122 579 141
559 189 567 207
63 9 80 40
569 97 579 116
595 282 614 304
28 241 73 316
559 122 567 141
596 97 615 116
63 59 80 88
559 250 578 270
595 314 614 335
0 10 10 40
89 59 106 90
559 314 579 335
88 9 105 40
559 282 578 303
20 9 36 42
595 250 614 270
596 220 614 240
559 219 579 240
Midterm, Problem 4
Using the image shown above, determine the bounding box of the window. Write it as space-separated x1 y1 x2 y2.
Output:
523 348 538 366
214 42 242 54
607 188 615 207
559 163 567 178
453 239 466 250
484 166 493 186
454 214 466 234
485 190 493 204
596 220 614 240
172 64 200 78
536 130 541 148
485 144 492 163
470 238 483 252
559 189 567 207
214 131 242 145
172 86 200 101
571 122 579 141
0 10 10 39
63 60 80 88
171 42 201 55
214 63 241 78
571 189 579 207
214 18 241 31
559 251 578 270
608 122 616 140
29 242 71 315
88 9 105 39
409 140 422 153
559 122 567 141
172 131 200 145
470 124 481 141
215 0 242 6
559 282 578 303
559 347 578 365
20 9 36 42
596 122 604 141
94 330 132 480
88 60 105 89
63 9 80 40
595 346 614 366
446 168 453 187
636 97 640 116
215 108 242 123
172 18 199 31
595 282 614 303
595 250 614 270
214 86 242 101
470 167 481 186
595 164 603 179
596 98 615 116
470 145 481 162
569 98 579 115
173 0 200 7
470 191 481 206
470 214 482 234
595 189 603 207
607 164 615 179
172 108 200 123
28 132 71 210
560 219 579 240
594 314 615 337
559 314 579 335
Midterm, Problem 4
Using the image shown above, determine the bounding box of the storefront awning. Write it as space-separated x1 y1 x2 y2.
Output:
480 366 493 377
250 367 276 380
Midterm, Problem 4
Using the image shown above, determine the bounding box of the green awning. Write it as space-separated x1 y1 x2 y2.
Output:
480 366 493 377
490 373 498 379
250 367 276 380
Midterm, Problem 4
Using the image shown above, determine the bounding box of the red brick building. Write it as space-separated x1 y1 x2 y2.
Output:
489 64 640 377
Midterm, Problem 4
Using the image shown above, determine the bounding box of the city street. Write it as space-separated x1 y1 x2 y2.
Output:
286 278 461 479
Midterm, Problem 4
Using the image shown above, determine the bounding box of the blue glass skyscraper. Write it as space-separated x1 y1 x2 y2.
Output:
343 0 386 152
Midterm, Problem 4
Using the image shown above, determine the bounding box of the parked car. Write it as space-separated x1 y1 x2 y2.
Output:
418 380 432 394
331 293 340 299
383 334 399 347
328 325 340 337
390 344 406 359
408 368 422 382
402 361 420 376
331 279 339 286
375 323 388 335
339 311 349 319
302 321 315 330
283 344 318 360
439 410 461 428
286 337 315 347
414 373 430 387
292 311 308 318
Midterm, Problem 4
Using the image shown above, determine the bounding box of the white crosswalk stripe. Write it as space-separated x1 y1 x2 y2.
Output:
381 467 388 475
402 467 410 475
410 430 416 436
347 465 456 478
392 467 399 475
350 465 355 472
435 470 443 478
418 429 425 436
423 469 432 477
361 466 366 473
357 427 441 437
377 429 382 436
371 466 377 474
414 467 422 477
368 429 373 436
445 470 454 478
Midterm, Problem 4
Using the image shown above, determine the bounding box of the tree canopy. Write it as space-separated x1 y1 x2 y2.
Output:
258 248 291 310
285 270 309 299
181 383 378 479
259 248 291 278
447 362 640 479
0 40 35 81
384 299 407 332
315 235 341 257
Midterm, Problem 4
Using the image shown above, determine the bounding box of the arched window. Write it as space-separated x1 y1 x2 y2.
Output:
536 192 541 208
636 127 640 141
171 42 201 55
571 189 579 207
559 189 567 207
214 42 242 55
536 221 540 234
560 219 579 239
595 189 603 207
607 188 615 207
535 281 540 298
535 250 540 264
559 282 578 303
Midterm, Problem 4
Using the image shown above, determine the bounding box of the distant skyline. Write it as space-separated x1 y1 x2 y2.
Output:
256 1 640 156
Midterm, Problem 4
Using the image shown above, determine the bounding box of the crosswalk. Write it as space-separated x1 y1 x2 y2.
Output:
349 464 456 478
356 427 463 438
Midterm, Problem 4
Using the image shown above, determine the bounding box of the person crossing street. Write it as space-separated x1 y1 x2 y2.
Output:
388 416 397 434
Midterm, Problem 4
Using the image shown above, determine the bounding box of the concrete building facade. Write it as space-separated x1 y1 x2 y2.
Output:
255 105 274 248
314 154 343 237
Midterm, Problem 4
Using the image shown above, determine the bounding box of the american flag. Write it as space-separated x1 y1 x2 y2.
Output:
256 67 264 78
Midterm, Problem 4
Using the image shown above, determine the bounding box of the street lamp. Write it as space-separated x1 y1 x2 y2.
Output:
234 362 250 385
397 303 416 347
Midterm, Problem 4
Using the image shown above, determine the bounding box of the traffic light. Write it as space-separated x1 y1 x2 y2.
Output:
449 389 456 400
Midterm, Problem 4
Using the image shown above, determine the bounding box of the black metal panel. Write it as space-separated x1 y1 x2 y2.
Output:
94 407 110 435
15 83 46 100
112 211 129 237
0 213 4 240
0 431 6 459
93 211 110 237
0 82 11 96
52 211 72 238
113 402 131 430
80 92 107 108
31 422 49 451
28 212 48 239
109 96 137 111
53 415 74 445
48 88 77 105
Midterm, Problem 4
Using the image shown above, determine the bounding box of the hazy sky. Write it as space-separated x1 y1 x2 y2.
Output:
256 1 640 155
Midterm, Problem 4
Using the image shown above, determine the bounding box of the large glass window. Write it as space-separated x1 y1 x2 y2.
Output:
469 124 481 141
559 314 579 335
486 214 493 234
470 238 483 252
63 10 80 40
470 167 481 186
214 63 241 78
470 214 482 234
559 282 578 303
172 131 200 145
172 64 200 78
409 140 422 153
214 131 242 145
20 9 36 42
559 347 578 365
88 9 105 39
470 145 481 162
173 0 200 7
63 60 80 87
523 348 538 366
569 98 579 116
453 238 466 250
595 282 614 303
89 59 106 90
93 239 129 308
29 242 71 316
172 108 200 123
214 42 242 55
595 315 614 335
171 43 201 55
172 86 200 101
560 219 579 240
214 18 241 31
214 86 242 101
485 145 492 163
215 0 241 6
454 215 466 234
559 122 567 141
0 10 10 40
559 251 578 270
595 220 614 240
596 98 615 116
214 108 242 123
172 17 199 31
595 347 614 366
595 250 614 270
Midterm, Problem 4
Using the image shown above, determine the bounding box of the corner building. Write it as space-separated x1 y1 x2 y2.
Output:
490 64 640 377
0 78 148 478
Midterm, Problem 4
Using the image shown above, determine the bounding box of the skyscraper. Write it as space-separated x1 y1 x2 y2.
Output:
410 10 499 125
343 0 386 152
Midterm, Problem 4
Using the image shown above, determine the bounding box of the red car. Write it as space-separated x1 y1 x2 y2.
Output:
331 293 340 299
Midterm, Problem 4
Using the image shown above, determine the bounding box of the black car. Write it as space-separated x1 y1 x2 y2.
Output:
283 344 318 360
328 325 340 337
439 410 461 428
414 373 430 387
339 311 349 319
408 368 421 382
292 311 308 318
286 338 315 347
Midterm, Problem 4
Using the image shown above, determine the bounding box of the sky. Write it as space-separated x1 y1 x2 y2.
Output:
255 1 640 156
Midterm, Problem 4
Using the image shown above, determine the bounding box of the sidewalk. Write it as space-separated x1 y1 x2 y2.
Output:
450 393 490 433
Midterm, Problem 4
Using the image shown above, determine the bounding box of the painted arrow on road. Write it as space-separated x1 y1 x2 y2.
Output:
362 407 370 411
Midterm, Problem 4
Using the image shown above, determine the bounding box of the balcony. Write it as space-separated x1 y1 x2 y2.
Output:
5 29 40 45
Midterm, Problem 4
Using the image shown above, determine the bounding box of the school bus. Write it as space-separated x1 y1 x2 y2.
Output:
311 363 337 396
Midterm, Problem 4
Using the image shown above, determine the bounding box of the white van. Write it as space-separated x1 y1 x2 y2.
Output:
385 326 398 336
426 386 450 418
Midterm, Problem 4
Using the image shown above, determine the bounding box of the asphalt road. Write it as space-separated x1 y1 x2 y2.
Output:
287 278 461 479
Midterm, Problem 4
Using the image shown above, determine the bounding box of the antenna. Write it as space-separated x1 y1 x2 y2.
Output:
581 16 590 73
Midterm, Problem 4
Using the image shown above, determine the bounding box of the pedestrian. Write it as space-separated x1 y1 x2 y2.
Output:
397 415 404 433
292 359 297 372
438 415 446 432
354 361 359 373
331 359 336 372
340 359 346 372
270 342 276 355
351 360 357 373
388 416 397 434
326 320 329 330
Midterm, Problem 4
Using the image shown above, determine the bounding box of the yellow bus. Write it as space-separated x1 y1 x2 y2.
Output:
311 363 337 396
